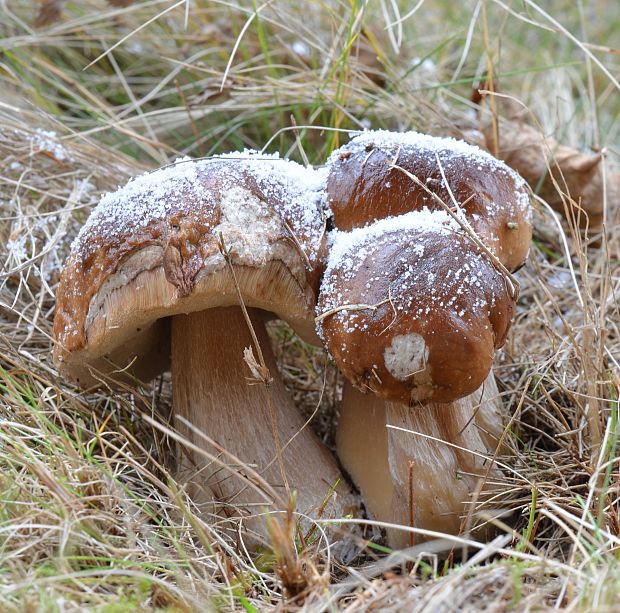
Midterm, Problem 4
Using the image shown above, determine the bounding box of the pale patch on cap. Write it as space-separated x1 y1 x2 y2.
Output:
383 333 429 381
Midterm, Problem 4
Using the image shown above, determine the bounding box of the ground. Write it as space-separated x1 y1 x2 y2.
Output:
0 1 619 611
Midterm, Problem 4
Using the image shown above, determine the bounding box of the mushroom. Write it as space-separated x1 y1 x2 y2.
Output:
54 152 357 540
317 131 532 547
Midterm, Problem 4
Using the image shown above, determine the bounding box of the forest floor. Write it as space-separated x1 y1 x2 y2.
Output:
0 1 619 611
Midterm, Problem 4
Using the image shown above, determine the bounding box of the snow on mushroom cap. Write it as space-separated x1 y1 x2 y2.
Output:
70 151 327 262
323 208 458 280
327 129 531 221
316 208 464 339
332 129 502 163
217 150 328 253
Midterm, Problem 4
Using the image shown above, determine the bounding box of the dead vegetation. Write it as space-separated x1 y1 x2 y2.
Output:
0 1 619 611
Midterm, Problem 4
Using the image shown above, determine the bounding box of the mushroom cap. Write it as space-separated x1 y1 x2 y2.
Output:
54 153 327 386
317 130 532 405
326 130 532 272
317 210 514 404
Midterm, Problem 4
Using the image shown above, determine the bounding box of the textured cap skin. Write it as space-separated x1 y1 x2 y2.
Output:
54 155 327 386
326 131 532 271
318 225 514 404
318 131 532 405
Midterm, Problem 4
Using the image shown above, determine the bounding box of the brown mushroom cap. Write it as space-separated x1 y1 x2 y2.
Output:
317 211 514 404
325 130 532 271
54 153 327 386
317 130 532 405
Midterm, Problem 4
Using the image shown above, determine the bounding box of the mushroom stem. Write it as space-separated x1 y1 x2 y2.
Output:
172 306 355 540
336 376 504 548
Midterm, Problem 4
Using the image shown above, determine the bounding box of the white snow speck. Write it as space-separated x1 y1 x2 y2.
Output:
32 129 70 162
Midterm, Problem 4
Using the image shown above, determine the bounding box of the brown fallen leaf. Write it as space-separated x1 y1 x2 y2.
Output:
459 89 617 230
483 120 617 229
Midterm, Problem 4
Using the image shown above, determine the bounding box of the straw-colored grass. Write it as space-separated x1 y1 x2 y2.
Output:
1 1 618 610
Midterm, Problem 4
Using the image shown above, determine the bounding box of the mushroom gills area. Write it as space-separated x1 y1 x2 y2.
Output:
336 378 503 549
172 306 354 538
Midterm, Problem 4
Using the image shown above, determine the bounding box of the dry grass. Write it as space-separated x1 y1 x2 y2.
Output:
0 1 619 611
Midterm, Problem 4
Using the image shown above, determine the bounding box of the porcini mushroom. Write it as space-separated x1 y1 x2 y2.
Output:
317 131 532 547
54 152 357 539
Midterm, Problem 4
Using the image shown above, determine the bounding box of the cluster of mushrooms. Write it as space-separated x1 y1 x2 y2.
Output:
54 131 532 549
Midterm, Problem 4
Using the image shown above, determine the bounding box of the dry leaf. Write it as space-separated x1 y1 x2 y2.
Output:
457 90 618 230
243 346 272 385
484 120 616 229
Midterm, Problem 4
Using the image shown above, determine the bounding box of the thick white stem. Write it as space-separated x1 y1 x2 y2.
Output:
172 306 356 542
337 375 504 548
